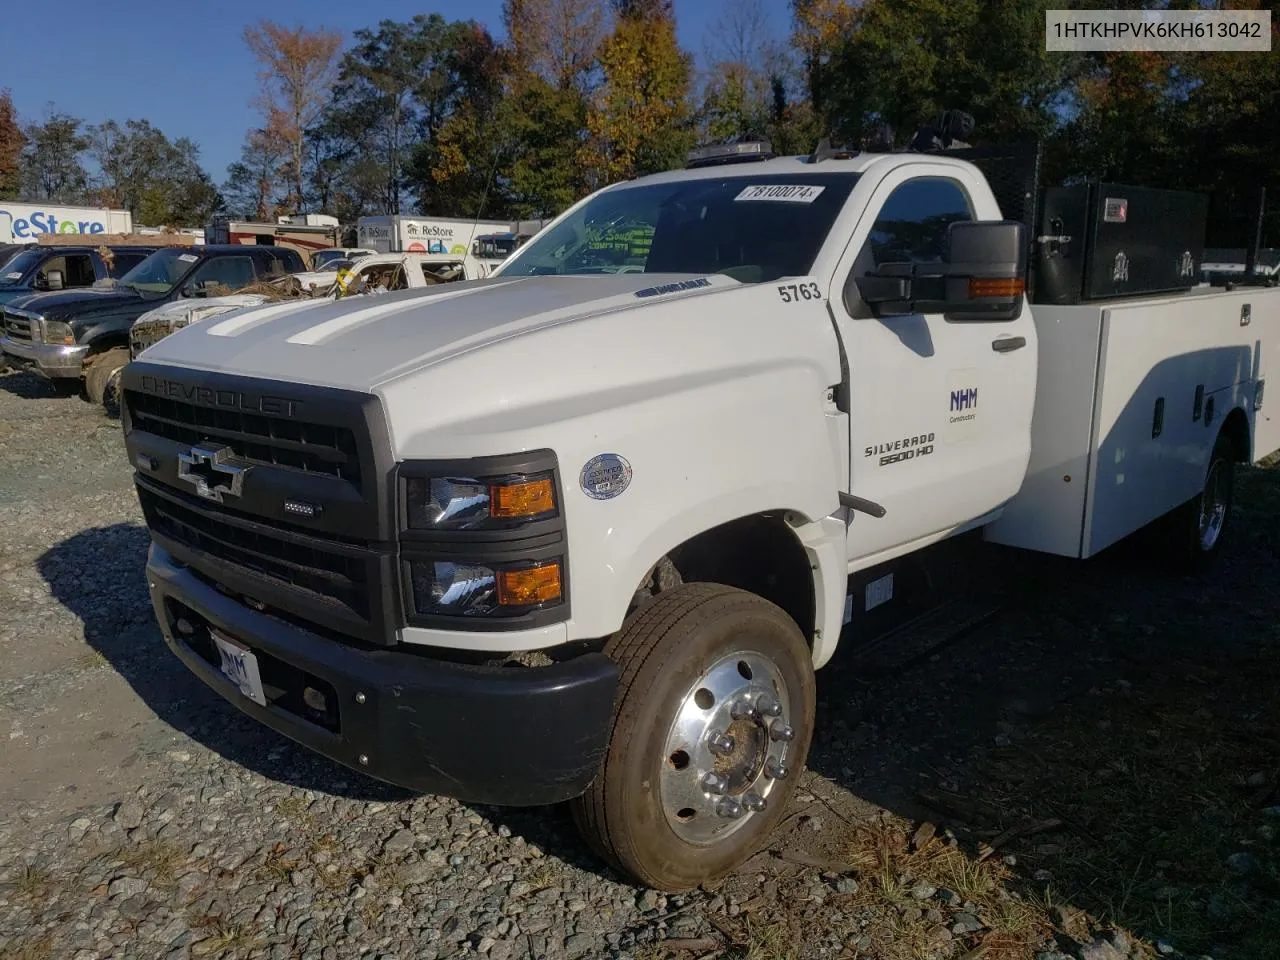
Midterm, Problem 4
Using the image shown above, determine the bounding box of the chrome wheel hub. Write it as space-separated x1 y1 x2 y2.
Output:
1199 459 1228 551
659 650 794 845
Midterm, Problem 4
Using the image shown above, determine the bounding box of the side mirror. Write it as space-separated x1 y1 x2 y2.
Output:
845 220 1027 322
45 269 65 291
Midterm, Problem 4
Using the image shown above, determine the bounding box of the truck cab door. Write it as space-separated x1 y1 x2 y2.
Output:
830 166 1037 569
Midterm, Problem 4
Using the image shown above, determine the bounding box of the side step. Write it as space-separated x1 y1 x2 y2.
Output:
842 596 1003 676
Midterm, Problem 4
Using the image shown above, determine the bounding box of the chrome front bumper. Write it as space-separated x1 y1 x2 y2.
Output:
0 335 88 379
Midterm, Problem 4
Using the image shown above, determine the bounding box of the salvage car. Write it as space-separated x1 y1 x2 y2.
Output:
0 244 305 406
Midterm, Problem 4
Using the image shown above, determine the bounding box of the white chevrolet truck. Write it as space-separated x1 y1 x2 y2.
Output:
121 131 1280 891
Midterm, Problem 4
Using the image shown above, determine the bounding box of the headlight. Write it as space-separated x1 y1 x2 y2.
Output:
40 319 74 345
405 472 557 531
408 559 563 616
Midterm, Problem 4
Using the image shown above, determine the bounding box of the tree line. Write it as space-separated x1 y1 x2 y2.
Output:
1 0 1275 246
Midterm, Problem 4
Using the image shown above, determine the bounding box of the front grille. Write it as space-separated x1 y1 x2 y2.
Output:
3 309 33 342
139 485 370 619
125 389 363 491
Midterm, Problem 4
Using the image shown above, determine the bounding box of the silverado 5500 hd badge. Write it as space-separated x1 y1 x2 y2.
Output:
865 433 935 466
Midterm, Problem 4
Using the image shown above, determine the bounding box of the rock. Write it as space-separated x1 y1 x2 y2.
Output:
636 890 662 912
383 829 415 856
911 883 937 900
114 801 144 831
950 913 983 935
400 860 440 886
107 877 149 899
1077 938 1125 960
835 877 860 895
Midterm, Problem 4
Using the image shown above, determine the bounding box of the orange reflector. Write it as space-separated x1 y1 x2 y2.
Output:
497 563 563 606
969 277 1025 298
490 477 556 518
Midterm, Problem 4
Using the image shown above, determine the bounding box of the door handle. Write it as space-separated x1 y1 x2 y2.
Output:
839 491 886 518
992 336 1026 353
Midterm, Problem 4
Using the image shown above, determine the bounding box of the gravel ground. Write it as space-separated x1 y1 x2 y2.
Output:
1 368 1277 960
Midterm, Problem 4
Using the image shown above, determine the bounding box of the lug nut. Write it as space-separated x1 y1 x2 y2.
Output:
731 698 759 722
769 721 795 743
756 694 782 718
707 732 735 756
765 757 790 780
741 793 766 812
700 772 729 795
716 798 744 819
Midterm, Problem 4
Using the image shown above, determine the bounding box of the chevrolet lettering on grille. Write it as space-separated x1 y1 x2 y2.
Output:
176 445 250 502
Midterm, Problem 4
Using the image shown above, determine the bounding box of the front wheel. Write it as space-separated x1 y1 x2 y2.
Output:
83 347 130 414
570 583 816 891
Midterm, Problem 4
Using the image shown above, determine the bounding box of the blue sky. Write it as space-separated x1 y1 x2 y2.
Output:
7 0 784 186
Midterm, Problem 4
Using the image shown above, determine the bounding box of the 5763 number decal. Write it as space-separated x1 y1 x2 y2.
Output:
777 282 822 303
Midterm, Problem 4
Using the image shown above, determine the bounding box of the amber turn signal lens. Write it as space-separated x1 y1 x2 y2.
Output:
489 477 556 519
497 563 563 606
968 277 1025 298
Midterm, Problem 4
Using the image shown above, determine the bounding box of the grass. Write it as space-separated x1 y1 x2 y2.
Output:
0 934 54 960
834 819 1050 960
72 650 108 671
113 840 185 888
187 917 264 958
731 918 799 960
10 865 53 902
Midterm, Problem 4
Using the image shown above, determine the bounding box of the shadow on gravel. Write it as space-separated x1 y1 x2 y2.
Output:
36 524 408 803
0 369 78 399
34 522 609 877
799 464 1280 959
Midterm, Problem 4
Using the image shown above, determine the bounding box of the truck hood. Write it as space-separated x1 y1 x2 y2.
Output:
7 285 144 321
137 273 742 391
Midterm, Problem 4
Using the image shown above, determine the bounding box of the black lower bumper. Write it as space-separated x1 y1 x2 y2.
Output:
145 543 620 806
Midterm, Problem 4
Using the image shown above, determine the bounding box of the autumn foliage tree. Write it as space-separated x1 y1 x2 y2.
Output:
0 90 23 200
243 21 343 214
503 0 606 92
586 2 693 184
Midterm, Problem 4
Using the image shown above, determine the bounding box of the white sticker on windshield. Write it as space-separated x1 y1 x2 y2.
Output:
5 272 21 280
734 184 825 203
177 253 199 262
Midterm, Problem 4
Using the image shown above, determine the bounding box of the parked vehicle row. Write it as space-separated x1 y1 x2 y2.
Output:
0 242 493 408
0 244 306 405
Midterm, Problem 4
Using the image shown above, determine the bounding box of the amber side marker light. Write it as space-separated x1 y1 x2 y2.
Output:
497 563 563 606
969 277 1025 298
489 476 556 519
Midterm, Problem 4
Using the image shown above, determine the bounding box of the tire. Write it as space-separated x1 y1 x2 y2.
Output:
1161 433 1236 575
570 583 816 891
83 347 130 413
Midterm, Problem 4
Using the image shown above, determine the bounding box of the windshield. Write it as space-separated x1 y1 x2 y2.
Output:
0 249 46 286
499 173 859 283
473 236 518 259
118 248 202 297
313 250 348 269
319 258 353 273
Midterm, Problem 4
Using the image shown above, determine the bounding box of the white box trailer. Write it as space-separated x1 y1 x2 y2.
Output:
0 202 132 242
356 215 515 255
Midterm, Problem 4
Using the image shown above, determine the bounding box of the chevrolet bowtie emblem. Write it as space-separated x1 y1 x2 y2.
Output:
177 445 249 502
